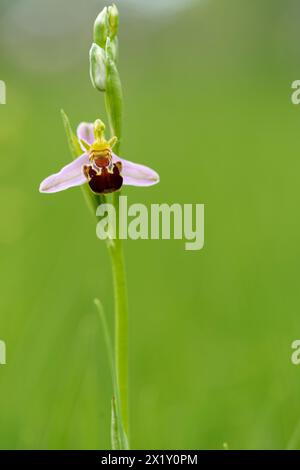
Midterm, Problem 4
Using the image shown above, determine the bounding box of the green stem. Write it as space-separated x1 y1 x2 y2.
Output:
102 31 127 442
108 193 129 437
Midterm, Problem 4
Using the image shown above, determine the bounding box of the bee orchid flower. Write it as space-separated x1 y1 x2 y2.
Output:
39 119 159 194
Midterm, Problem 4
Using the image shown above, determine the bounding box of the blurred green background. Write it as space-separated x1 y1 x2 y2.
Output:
0 0 300 450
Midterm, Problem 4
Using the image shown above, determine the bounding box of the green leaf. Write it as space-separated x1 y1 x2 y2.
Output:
94 298 114 382
111 396 122 450
111 396 129 450
61 109 83 157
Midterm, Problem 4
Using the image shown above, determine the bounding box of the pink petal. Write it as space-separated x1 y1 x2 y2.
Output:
39 153 89 193
77 122 94 147
112 153 160 187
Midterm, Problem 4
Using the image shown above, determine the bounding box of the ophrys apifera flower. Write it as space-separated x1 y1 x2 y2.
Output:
39 119 159 194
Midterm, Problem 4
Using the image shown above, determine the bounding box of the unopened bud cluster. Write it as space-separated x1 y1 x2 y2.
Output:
90 4 119 92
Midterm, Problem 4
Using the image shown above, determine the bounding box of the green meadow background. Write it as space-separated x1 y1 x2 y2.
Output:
0 0 300 450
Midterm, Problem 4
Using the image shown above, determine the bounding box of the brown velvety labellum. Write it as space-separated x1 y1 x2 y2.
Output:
88 165 123 194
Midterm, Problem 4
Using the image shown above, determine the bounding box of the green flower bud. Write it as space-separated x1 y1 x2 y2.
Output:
93 6 109 48
89 43 107 92
108 4 119 40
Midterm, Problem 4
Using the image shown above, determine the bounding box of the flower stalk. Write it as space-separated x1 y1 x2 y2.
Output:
92 4 129 444
108 233 129 436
